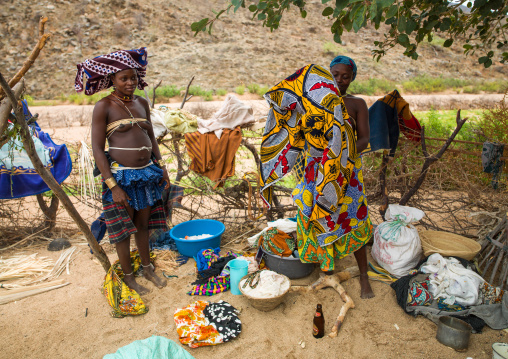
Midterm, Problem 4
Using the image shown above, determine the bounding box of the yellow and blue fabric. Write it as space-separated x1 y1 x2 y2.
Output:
329 55 357 81
260 64 372 270
102 250 154 318
0 100 72 199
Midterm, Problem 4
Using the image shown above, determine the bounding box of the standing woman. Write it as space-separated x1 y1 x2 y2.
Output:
75 48 169 295
330 55 374 298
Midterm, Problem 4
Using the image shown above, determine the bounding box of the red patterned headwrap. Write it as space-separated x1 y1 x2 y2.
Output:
75 47 148 96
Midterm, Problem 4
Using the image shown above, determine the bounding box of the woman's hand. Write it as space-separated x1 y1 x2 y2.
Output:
111 186 131 208
160 167 171 190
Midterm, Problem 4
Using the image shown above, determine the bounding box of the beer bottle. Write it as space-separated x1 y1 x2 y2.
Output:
312 304 325 338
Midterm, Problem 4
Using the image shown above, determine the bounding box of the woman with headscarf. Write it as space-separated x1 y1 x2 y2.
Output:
259 64 373 299
330 55 373 298
76 47 170 295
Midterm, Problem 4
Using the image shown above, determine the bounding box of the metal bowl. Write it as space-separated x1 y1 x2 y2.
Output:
436 316 472 352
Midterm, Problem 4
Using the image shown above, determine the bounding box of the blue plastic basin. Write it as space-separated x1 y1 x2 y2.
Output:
169 219 225 257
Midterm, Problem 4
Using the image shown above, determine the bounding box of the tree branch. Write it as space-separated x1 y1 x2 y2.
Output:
180 76 195 109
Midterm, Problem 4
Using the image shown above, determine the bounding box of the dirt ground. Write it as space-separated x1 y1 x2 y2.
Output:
0 242 506 359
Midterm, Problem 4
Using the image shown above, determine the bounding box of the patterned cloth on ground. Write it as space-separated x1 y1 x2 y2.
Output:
102 198 167 244
367 89 421 155
479 282 504 305
185 127 242 188
75 47 148 95
297 209 372 271
203 301 242 342
0 100 72 199
174 300 241 348
102 163 165 211
437 297 468 312
187 249 238 296
258 227 296 257
103 336 195 359
407 277 433 306
102 250 154 318
260 64 359 249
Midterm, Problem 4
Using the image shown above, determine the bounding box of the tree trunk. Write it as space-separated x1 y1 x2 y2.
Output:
0 75 111 272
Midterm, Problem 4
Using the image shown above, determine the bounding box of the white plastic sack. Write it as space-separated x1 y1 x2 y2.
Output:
150 108 169 140
371 204 425 278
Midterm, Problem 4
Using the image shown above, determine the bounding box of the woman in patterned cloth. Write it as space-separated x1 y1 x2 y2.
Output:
330 55 374 298
75 47 170 295
259 64 373 299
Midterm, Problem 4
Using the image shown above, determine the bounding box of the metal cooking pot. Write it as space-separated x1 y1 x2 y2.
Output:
436 316 472 352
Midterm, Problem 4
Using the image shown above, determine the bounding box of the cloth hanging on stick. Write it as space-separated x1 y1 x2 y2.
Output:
185 127 242 188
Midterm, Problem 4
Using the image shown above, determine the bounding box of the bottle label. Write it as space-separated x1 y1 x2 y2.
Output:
313 325 319 335
315 312 321 317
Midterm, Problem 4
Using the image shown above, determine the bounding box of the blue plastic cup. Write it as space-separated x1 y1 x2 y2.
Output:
227 259 249 295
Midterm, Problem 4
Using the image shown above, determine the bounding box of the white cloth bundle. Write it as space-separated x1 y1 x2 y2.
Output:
420 253 485 306
240 270 289 299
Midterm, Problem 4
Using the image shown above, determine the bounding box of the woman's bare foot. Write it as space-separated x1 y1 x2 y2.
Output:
123 274 150 295
359 273 375 299
142 264 167 289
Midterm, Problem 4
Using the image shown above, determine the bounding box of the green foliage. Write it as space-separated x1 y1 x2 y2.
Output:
61 91 111 105
476 97 508 143
23 94 35 106
188 85 213 101
216 88 228 96
322 41 345 55
247 83 260 94
246 83 269 97
192 0 508 67
235 85 245 95
349 78 394 96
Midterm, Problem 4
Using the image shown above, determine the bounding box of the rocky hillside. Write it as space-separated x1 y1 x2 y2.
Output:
2 0 506 99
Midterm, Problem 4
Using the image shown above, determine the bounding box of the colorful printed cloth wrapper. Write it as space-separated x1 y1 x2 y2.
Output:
407 277 433 306
297 210 372 271
258 227 296 257
203 301 242 342
188 249 238 296
102 163 165 211
436 297 468 312
260 64 359 249
75 47 148 95
479 282 504 305
174 300 241 348
102 250 155 318
0 100 72 199
367 89 422 155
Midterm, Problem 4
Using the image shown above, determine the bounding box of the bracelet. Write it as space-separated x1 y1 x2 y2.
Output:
104 177 117 189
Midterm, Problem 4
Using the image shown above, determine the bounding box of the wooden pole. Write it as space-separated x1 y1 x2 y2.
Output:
0 74 111 272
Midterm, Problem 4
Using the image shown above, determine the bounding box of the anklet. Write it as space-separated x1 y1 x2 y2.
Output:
124 271 134 276
142 263 154 269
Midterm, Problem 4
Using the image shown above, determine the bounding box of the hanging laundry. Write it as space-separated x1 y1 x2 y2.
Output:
0 100 72 199
174 300 241 348
198 94 255 139
185 127 242 188
367 90 422 156
481 141 505 189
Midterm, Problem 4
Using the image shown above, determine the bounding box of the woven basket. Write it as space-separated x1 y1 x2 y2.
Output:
239 274 291 312
419 230 481 261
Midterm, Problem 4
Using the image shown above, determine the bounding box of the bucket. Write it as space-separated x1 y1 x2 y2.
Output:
226 259 249 295
493 343 508 359
436 316 472 352
260 247 315 279
170 219 225 258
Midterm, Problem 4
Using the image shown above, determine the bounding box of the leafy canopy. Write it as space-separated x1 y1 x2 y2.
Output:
191 0 508 68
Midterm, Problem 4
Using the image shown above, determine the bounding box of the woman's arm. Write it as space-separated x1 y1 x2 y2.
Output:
140 98 170 189
355 98 370 154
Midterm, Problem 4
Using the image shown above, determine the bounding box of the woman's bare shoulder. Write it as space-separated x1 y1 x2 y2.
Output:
347 95 368 108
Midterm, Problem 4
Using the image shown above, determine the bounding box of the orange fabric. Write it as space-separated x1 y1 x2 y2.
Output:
185 127 242 188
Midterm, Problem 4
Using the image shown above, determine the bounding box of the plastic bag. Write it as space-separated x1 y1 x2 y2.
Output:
150 108 169 139
371 204 425 277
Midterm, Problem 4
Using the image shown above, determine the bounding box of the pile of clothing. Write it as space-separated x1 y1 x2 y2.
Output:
174 300 241 348
187 248 238 296
392 253 508 332
248 218 298 259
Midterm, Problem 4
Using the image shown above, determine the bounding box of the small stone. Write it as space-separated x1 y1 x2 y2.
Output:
47 238 71 251
300 341 305 349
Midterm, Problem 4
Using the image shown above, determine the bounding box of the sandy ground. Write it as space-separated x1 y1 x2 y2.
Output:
0 242 506 359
